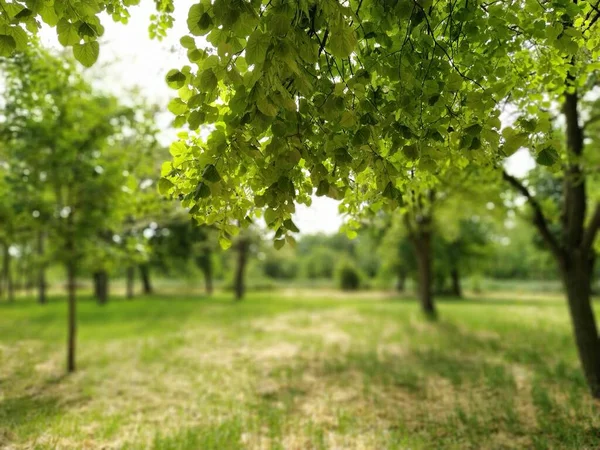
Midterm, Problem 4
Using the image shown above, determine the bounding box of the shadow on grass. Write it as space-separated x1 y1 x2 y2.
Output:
0 394 64 429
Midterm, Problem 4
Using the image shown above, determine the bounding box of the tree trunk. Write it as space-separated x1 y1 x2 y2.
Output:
561 251 600 397
450 267 462 298
139 263 153 295
411 227 436 318
66 255 77 373
234 239 248 301
126 266 134 299
396 268 406 292
38 231 47 305
204 264 213 296
4 245 14 302
94 270 108 305
198 253 213 295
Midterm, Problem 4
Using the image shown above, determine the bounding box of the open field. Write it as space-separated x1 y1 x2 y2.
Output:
1 292 599 449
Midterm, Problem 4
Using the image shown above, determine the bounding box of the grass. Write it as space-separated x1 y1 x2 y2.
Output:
0 291 599 449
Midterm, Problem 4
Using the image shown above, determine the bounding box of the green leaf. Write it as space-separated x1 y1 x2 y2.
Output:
78 22 98 38
285 235 297 248
219 236 232 250
168 98 187 115
180 36 196 49
246 30 269 65
202 164 221 182
194 182 211 199
256 96 278 117
328 24 357 58
197 12 213 35
73 41 99 67
0 35 16 56
352 127 371 146
316 179 329 197
166 69 187 89
340 111 357 128
198 69 218 92
502 127 529 156
274 239 285 249
188 4 209 36
264 208 278 225
284 219 299 232
57 19 80 45
188 110 205 129
536 147 559 166
157 178 174 195
402 144 419 160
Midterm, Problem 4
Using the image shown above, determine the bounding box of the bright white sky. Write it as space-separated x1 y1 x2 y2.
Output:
38 3 534 235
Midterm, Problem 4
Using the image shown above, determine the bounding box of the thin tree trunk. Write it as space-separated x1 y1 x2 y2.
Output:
66 239 77 373
450 267 462 298
234 239 248 301
562 252 600 397
139 263 153 295
94 270 108 305
38 231 46 305
411 228 436 318
204 265 213 295
198 253 213 295
396 268 406 292
126 266 134 299
4 245 14 302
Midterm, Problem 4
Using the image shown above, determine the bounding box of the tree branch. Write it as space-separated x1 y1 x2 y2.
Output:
582 202 600 251
502 170 564 260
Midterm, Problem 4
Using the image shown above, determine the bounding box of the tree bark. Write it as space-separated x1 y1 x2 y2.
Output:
562 251 600 397
126 266 134 299
410 223 436 318
505 85 600 398
396 268 406 292
139 263 153 295
203 263 213 296
38 231 47 305
234 239 249 301
66 233 77 373
197 252 213 296
4 245 14 302
94 270 108 305
450 267 462 298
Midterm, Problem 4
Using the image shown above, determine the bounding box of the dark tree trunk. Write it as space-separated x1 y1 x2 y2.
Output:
396 268 406 292
562 89 600 398
139 263 153 295
234 239 249 301
450 267 462 298
126 266 134 299
16 257 25 292
410 224 436 318
67 253 77 372
203 264 213 296
38 231 47 305
504 85 600 398
561 251 600 397
197 253 213 296
4 245 14 302
94 270 109 305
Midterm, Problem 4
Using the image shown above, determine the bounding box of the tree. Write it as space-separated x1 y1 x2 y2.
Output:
0 47 138 372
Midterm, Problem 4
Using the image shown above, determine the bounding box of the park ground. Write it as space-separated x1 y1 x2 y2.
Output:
1 290 600 449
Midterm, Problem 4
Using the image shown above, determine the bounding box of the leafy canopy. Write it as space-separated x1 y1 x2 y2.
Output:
1 0 598 247
158 0 599 246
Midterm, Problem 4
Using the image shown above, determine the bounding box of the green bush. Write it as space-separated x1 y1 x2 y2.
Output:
336 260 361 291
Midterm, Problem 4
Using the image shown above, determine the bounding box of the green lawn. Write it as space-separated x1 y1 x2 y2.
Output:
0 292 599 449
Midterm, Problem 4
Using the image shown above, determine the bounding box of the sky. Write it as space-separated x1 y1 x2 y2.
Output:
38 3 535 235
